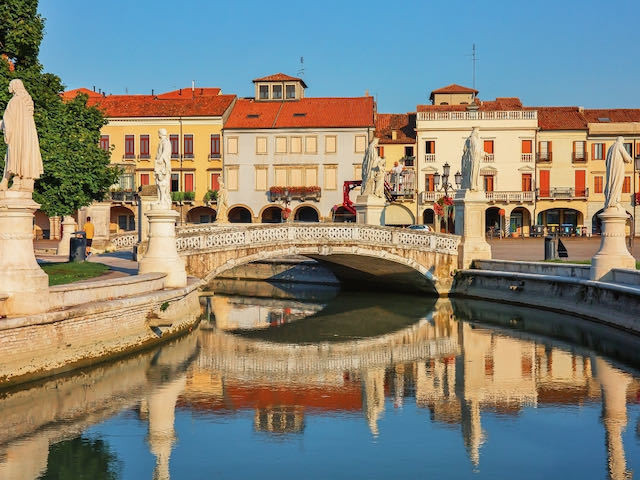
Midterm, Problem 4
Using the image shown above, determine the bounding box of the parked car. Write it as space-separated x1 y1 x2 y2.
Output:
408 224 433 232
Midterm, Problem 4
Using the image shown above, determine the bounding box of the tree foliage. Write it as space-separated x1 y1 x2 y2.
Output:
0 0 119 216
40 435 121 480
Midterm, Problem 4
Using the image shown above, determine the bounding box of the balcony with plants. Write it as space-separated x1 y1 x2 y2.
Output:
171 191 196 205
269 186 321 202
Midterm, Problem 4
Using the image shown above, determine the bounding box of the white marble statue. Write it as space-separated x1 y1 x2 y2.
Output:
0 79 43 192
216 178 228 223
154 128 172 209
361 139 385 198
373 157 386 198
461 127 483 191
604 136 633 210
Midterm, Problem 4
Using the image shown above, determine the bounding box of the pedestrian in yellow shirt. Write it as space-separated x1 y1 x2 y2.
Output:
84 217 95 257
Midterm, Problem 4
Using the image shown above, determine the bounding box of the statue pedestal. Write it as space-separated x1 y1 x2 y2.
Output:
56 215 77 257
138 209 187 288
591 207 635 281
0 191 49 316
454 189 492 269
354 194 385 226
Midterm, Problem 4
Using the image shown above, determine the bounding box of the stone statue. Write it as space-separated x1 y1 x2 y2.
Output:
604 136 632 210
373 157 386 198
361 139 378 196
154 128 172 209
0 79 43 192
460 127 483 191
216 178 228 223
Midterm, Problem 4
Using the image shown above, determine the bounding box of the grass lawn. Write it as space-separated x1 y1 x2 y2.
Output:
41 262 110 286
543 259 640 269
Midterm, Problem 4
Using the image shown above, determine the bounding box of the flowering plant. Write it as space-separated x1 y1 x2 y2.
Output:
442 196 454 206
433 203 444 216
269 186 286 195
282 208 292 219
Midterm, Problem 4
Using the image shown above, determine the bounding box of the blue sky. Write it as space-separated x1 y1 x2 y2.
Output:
38 0 639 113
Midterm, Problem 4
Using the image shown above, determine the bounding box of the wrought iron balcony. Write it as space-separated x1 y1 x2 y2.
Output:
536 152 552 163
110 191 136 202
572 152 588 163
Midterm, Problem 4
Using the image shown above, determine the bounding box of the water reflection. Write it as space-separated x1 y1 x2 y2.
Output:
1 283 639 479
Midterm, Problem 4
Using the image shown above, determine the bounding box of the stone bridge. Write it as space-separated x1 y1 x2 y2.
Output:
169 223 460 295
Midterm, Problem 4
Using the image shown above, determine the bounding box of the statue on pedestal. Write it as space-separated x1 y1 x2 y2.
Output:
461 127 482 191
154 128 172 210
0 79 43 192
361 139 384 199
604 136 632 211
216 179 228 223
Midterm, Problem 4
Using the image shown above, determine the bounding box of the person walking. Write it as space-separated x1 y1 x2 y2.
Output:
84 216 94 257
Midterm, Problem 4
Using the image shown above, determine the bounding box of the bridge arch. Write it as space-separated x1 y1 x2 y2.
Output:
177 224 460 295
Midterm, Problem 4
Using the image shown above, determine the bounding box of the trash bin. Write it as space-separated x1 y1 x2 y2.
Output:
69 231 87 262
544 235 556 260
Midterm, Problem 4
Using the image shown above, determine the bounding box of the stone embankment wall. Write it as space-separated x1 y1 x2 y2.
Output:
453 260 640 333
0 275 202 388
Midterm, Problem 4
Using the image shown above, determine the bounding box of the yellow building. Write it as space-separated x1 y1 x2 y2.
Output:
63 87 236 233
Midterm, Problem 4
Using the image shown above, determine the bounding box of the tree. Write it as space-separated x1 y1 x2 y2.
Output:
40 435 121 480
0 0 119 217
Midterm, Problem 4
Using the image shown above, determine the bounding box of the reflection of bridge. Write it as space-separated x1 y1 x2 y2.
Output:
176 223 460 295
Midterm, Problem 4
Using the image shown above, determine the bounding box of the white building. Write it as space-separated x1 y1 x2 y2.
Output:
222 73 375 223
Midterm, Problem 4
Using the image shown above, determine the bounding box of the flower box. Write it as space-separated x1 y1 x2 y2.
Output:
269 186 321 202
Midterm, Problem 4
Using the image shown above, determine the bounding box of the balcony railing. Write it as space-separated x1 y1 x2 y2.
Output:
572 152 588 163
110 191 136 202
536 152 552 163
483 153 494 162
418 110 537 121
485 191 535 203
419 191 438 204
208 153 221 160
537 187 589 200
385 170 415 198
424 153 436 163
521 153 533 162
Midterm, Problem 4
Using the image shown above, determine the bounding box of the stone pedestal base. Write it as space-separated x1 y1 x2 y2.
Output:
56 215 77 257
591 207 635 281
354 194 386 226
0 191 49 316
454 190 492 269
138 209 187 288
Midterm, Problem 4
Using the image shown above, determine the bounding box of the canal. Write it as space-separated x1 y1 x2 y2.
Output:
3 280 640 479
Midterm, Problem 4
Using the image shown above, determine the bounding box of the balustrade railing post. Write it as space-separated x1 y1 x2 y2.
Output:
287 224 296 241
429 235 437 251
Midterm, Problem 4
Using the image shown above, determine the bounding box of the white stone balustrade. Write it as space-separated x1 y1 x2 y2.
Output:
418 110 537 121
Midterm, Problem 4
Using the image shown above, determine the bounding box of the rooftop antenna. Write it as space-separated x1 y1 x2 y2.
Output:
297 56 304 77
471 44 477 91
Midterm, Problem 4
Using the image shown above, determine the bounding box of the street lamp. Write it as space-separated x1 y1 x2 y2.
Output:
433 162 462 233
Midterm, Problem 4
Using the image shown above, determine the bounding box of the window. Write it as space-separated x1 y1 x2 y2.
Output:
425 174 435 192
377 146 384 158
274 167 287 186
594 176 603 193
305 136 317 154
425 141 435 154
521 173 532 191
355 135 367 153
259 85 269 99
291 137 302 153
184 173 194 192
623 176 631 193
573 141 586 161
353 164 362 181
184 135 194 158
272 84 282 100
483 175 494 192
285 84 296 99
211 173 220 190
255 167 267 190
538 141 552 161
100 135 110 151
592 143 604 160
483 140 494 154
170 134 179 158
227 137 238 155
290 167 303 185
405 146 414 157
140 135 150 158
539 170 550 196
521 140 532 153
575 170 585 197
256 137 268 154
305 167 317 187
275 137 287 154
210 134 221 158
225 167 239 191
170 173 179 192
325 136 337 154
324 165 337 190
124 135 135 158
140 173 150 186
624 143 633 156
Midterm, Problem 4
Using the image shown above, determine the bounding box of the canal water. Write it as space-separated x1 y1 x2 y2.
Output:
3 280 640 479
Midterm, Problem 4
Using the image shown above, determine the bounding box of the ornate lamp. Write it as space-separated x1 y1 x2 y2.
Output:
454 171 462 188
433 172 441 188
442 162 451 177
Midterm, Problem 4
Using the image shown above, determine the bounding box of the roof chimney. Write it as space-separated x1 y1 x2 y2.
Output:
152 89 154 96
92 85 96 92
365 89 369 97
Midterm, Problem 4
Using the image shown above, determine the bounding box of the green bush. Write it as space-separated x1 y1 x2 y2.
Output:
204 189 218 203
171 191 185 202
183 191 195 201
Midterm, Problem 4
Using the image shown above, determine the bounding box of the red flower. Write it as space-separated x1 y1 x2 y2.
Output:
443 196 454 206
433 203 444 216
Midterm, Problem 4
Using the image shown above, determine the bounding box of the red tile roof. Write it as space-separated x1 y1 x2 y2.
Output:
156 87 221 99
61 88 103 101
530 106 587 130
253 73 308 88
375 113 416 144
224 97 374 129
582 109 640 123
430 83 478 101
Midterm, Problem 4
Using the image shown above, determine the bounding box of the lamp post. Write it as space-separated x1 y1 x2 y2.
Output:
433 162 462 233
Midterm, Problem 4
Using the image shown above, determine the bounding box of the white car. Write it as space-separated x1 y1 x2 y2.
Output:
408 224 433 232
